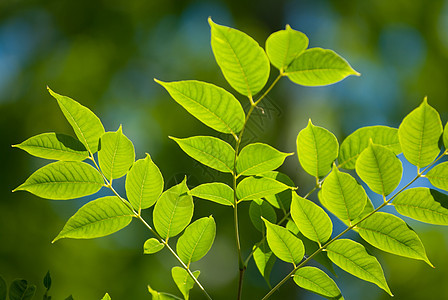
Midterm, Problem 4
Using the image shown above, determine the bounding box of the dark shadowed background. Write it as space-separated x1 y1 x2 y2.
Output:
2 0 448 299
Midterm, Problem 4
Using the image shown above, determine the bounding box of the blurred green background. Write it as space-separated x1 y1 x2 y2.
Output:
2 0 448 299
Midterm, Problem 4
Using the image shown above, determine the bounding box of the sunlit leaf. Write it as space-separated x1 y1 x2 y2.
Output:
297 120 338 178
190 182 234 206
144 238 165 254
356 212 433 266
171 267 200 300
48 87 105 154
209 18 270 97
262 172 294 211
236 143 292 176
14 161 104 200
101 293 111 300
148 285 182 300
355 142 402 196
155 80 245 135
153 178 194 239
236 176 292 202
444 122 448 150
284 48 360 86
293 267 343 300
177 216 216 264
249 199 277 232
170 136 234 173
398 98 443 168
126 154 164 211
53 196 133 242
426 162 448 191
338 126 401 169
253 240 276 287
326 239 392 296
9 280 36 300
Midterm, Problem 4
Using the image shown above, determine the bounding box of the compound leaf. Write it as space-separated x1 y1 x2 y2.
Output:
126 154 164 211
297 120 338 178
53 196 133 242
293 266 343 300
284 48 360 86
155 80 245 135
9 280 36 300
209 18 270 97
177 216 216 265
144 238 165 254
338 126 401 170
398 98 443 168
170 136 234 174
48 87 104 154
14 161 104 200
249 199 277 232
355 142 402 196
171 267 200 300
326 239 392 296
426 162 448 191
190 182 234 207
253 240 276 287
236 176 292 202
356 212 432 266
153 178 194 239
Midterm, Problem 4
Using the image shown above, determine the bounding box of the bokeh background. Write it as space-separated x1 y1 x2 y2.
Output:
2 0 448 299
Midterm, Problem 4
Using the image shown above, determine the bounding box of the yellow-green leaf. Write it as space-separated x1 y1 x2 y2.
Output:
294 267 343 300
426 162 448 191
236 176 292 202
143 238 165 254
171 267 200 300
190 182 234 206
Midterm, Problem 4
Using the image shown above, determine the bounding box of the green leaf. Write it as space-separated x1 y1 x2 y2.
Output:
297 119 339 178
253 240 276 287
355 142 402 196
398 97 443 168
263 218 304 265
126 154 164 211
356 212 432 266
338 126 401 170
293 267 343 300
170 136 234 173
148 285 182 300
236 143 292 176
284 48 360 86
53 196 133 242
444 122 448 150
0 275 6 300
426 162 448 191
321 165 367 221
265 25 309 72
176 216 216 264
13 133 88 161
101 293 111 300
171 267 200 300
144 238 165 254
9 280 36 300
209 18 270 97
155 80 245 135
393 188 448 225
326 239 392 296
190 182 234 206
249 199 277 232
153 178 194 239
13 161 104 200
48 87 105 154
262 172 294 211
43 271 51 290
98 126 135 181
236 176 292 202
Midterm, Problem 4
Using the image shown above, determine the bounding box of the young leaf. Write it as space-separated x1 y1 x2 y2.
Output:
209 18 270 97
253 240 276 287
48 87 105 154
262 172 294 211
126 154 164 211
426 162 448 191
249 199 277 232
293 266 343 300
338 126 401 169
153 178 194 239
398 98 443 168
9 279 36 300
13 133 89 161
355 142 402 196
176 216 216 264
98 126 135 181
265 25 308 72
101 293 111 300
236 143 292 177
170 136 234 173
155 80 245 135
148 285 182 300
321 165 367 221
236 176 292 202
297 120 339 178
263 218 304 265
53 196 133 242
393 188 448 225
144 238 165 254
326 239 392 295
190 182 234 206
356 212 432 266
43 271 51 290
13 161 104 200
284 48 360 86
171 267 200 300
290 193 332 244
